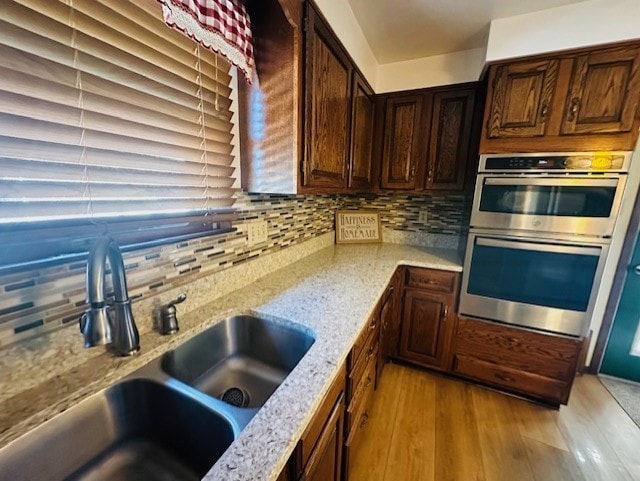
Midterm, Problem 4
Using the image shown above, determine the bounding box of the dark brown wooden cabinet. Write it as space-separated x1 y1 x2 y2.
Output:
426 88 477 191
399 289 453 369
378 267 402 381
302 3 352 191
240 0 376 194
452 316 585 406
561 45 640 136
481 42 640 153
378 83 479 193
348 72 375 191
379 94 427 190
302 395 344 481
486 59 559 139
396 267 460 371
292 365 346 481
343 306 379 478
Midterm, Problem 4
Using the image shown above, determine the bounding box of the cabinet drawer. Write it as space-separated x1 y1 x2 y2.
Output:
348 330 377 396
351 310 379 369
452 354 568 405
346 356 376 438
405 267 457 293
348 342 377 415
455 317 581 380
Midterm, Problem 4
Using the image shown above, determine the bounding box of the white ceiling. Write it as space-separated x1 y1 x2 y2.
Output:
347 0 590 64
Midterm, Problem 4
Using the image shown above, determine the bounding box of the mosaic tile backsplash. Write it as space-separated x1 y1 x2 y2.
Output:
0 191 470 346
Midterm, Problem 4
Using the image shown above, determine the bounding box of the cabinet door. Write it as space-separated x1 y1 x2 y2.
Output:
348 73 375 191
377 285 394 381
303 5 351 191
426 88 476 191
398 288 452 369
561 45 640 135
487 59 559 138
302 394 344 481
380 94 428 190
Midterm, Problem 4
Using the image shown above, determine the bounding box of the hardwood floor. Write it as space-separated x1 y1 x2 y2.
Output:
349 364 640 481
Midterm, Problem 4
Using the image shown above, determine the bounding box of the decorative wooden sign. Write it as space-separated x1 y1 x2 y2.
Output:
335 210 381 244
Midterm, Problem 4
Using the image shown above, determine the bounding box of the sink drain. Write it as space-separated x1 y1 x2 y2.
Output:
220 387 250 407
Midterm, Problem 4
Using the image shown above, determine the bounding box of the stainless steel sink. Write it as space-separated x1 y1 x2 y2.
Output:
161 315 315 408
0 314 314 481
0 379 237 481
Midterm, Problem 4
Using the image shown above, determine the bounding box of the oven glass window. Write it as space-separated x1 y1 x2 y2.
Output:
467 241 599 312
479 184 616 217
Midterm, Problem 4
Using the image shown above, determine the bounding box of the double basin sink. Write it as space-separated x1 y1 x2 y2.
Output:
0 315 315 481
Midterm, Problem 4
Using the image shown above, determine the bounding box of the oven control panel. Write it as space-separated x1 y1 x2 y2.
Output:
480 152 630 173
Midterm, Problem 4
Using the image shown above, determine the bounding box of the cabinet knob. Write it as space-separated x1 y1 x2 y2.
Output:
633 264 640 276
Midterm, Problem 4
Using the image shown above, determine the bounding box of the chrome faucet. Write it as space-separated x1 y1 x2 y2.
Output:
79 236 140 356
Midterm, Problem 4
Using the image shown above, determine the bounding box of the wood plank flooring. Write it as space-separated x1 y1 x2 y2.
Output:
349 364 640 481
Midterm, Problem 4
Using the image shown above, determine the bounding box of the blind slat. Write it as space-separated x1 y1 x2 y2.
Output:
0 157 235 184
0 198 236 224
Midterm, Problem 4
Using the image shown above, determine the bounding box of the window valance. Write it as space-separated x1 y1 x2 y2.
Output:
158 0 255 82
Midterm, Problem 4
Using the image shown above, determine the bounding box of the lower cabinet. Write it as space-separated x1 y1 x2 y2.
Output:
285 365 346 481
378 267 403 380
344 304 380 477
452 316 585 406
276 265 588 481
397 267 460 371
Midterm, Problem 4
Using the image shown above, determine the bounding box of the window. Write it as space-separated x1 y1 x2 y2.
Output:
0 0 238 270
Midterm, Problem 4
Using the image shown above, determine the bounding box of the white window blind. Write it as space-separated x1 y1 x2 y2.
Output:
0 0 238 226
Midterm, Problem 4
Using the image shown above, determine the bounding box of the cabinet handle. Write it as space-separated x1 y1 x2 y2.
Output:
495 372 514 383
567 97 580 121
364 375 372 389
366 345 375 360
428 168 433 182
540 103 548 119
443 305 449 319
360 412 369 429
409 165 416 178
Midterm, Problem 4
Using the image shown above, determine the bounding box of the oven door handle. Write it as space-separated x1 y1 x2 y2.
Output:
476 237 603 256
483 177 619 187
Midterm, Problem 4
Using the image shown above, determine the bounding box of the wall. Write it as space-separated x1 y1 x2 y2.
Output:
312 0 378 87
0 192 468 348
486 0 640 62
376 48 486 93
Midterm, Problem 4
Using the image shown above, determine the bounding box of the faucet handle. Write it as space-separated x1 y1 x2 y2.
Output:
159 293 186 335
167 293 187 309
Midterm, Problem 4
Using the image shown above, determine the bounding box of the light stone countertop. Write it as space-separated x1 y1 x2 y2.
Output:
0 242 462 481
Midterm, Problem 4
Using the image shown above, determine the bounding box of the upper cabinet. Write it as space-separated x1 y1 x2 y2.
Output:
561 46 640 136
481 43 640 153
378 83 480 192
239 0 375 194
302 4 352 191
379 94 427 190
486 59 559 139
427 88 477 191
348 73 375 191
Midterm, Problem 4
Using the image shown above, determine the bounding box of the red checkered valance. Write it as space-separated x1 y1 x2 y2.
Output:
158 0 255 82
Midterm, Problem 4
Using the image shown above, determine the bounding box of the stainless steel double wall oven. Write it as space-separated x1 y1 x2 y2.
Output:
460 152 631 337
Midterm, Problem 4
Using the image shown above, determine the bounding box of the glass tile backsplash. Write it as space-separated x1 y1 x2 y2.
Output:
0 192 470 346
